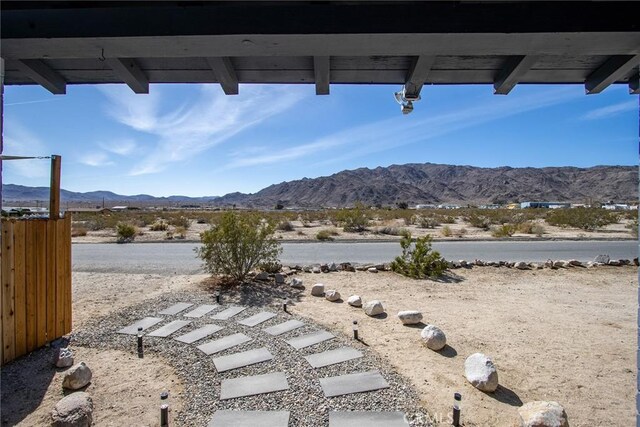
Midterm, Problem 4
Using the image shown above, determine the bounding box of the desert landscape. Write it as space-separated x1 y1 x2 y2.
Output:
1 263 636 426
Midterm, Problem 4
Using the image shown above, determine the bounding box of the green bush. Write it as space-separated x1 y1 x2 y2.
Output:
116 222 136 243
441 225 452 237
169 215 191 229
627 218 638 237
413 215 440 229
546 208 618 231
491 224 517 238
149 220 168 231
196 211 282 283
390 234 447 279
336 202 369 232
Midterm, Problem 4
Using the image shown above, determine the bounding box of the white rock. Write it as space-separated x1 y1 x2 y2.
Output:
367 267 378 273
51 392 93 427
62 362 93 390
517 401 569 427
325 290 341 301
53 347 74 368
397 310 423 325
514 261 529 270
464 353 499 392
568 259 582 267
311 283 325 296
312 266 322 274
420 325 447 351
553 260 568 268
347 295 362 307
290 278 304 289
608 259 621 266
363 300 385 316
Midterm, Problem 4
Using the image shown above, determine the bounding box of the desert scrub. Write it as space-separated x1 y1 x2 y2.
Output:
627 217 638 237
174 226 187 239
71 226 88 237
316 229 335 241
276 220 295 232
518 221 545 236
491 224 517 238
377 227 410 237
413 215 439 229
391 233 447 279
441 225 452 237
169 215 191 229
149 220 168 231
546 208 617 231
116 222 136 243
196 211 281 283
336 202 369 232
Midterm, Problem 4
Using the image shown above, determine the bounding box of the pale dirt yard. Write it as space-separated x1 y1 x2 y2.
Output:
1 267 636 426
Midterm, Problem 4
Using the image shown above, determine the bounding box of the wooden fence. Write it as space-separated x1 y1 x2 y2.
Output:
0 216 72 365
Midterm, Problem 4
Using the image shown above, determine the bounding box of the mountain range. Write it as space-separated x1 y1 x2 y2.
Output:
2 163 637 208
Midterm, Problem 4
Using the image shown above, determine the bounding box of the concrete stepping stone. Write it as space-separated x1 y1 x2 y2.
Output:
117 317 163 335
305 347 363 368
213 347 274 373
329 411 409 426
220 372 289 400
158 302 193 316
175 324 223 344
208 411 290 427
263 319 305 336
319 370 390 397
211 306 247 320
147 320 192 337
184 304 219 318
285 330 335 350
197 333 251 355
237 311 277 327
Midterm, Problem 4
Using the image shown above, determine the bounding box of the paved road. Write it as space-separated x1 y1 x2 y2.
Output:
72 240 637 274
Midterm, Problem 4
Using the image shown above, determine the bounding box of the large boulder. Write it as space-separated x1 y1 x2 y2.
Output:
514 261 529 270
367 267 378 273
311 283 325 296
347 295 362 307
290 278 304 289
62 362 93 390
517 401 569 427
274 273 286 284
53 347 74 368
464 353 498 392
397 310 423 325
325 290 341 302
420 325 446 351
51 392 93 427
363 300 385 316
593 254 610 264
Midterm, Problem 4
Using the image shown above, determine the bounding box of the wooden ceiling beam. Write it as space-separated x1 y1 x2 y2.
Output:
105 58 149 94
14 59 66 94
404 55 436 98
313 56 330 95
493 55 538 95
206 57 238 95
585 54 640 94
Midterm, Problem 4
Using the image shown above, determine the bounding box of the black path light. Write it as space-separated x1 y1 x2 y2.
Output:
452 392 461 427
352 320 359 340
137 327 144 358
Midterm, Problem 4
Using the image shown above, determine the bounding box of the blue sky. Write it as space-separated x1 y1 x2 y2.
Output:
3 82 638 197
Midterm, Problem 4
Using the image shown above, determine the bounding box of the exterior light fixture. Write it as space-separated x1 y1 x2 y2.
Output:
394 86 421 115
352 320 359 340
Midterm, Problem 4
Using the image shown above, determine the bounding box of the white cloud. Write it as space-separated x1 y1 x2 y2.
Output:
99 138 137 156
99 85 307 175
78 152 114 167
582 100 638 120
226 87 581 169
2 122 50 178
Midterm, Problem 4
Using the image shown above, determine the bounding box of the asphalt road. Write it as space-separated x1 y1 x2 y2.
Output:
72 240 637 274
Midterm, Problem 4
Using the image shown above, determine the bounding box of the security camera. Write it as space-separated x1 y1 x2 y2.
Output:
401 101 414 115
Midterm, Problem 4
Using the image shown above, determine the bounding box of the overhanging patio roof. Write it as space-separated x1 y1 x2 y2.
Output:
1 1 639 96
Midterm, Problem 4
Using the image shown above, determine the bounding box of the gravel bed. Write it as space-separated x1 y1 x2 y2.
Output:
71 284 432 426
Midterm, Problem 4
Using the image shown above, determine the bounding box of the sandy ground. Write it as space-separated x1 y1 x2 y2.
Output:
72 218 635 244
2 267 636 426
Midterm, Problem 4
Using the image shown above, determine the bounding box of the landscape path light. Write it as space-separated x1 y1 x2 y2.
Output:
160 391 169 426
137 327 143 358
452 392 461 427
352 320 359 340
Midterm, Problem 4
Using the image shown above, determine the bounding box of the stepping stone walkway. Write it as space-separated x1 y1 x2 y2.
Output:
147 320 191 337
211 306 247 320
320 370 390 397
184 304 219 318
305 347 363 368
158 302 193 316
329 411 409 427
220 372 289 400
117 317 163 335
213 347 274 373
263 319 305 336
208 411 290 427
286 330 335 350
237 311 277 327
175 324 223 344
197 333 252 355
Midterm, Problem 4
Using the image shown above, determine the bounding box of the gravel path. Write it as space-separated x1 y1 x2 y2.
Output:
70 285 432 426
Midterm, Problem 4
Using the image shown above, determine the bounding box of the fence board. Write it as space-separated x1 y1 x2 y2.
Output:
2 221 16 364
46 220 56 342
36 220 47 347
13 221 27 358
25 222 38 352
63 215 72 333
55 218 66 337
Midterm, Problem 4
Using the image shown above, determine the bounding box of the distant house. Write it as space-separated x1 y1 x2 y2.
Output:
520 202 571 209
602 203 632 211
415 204 436 209
66 207 111 214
